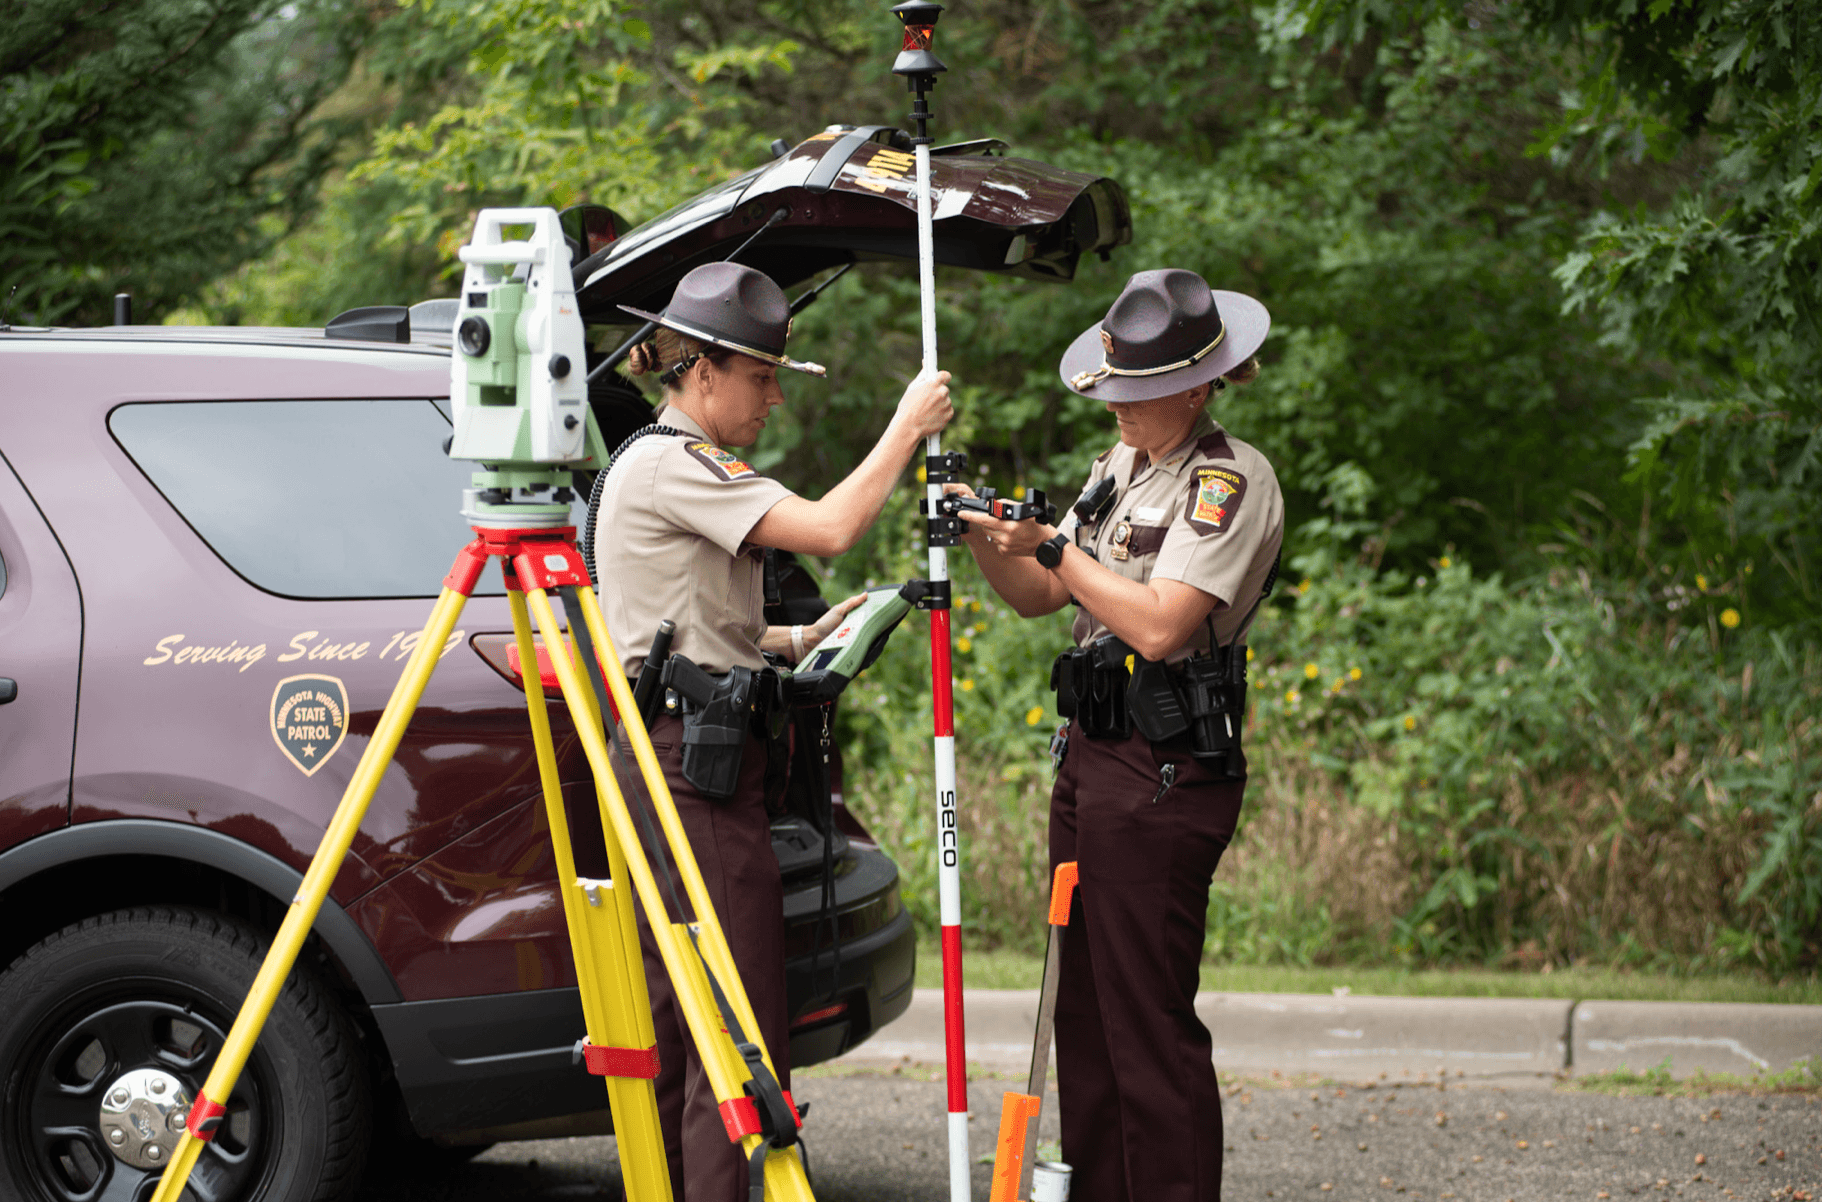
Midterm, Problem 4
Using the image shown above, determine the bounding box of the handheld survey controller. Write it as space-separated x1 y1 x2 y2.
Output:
788 584 918 706
448 207 609 526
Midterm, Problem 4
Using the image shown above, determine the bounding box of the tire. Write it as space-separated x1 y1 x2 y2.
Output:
0 906 371 1202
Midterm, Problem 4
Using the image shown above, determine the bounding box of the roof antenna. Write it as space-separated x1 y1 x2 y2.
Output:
0 285 18 332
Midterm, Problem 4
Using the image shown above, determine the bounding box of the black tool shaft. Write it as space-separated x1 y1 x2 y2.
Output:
633 619 677 718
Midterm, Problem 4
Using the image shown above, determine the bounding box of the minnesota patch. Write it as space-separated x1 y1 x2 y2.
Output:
685 441 756 481
1187 466 1246 536
271 675 349 776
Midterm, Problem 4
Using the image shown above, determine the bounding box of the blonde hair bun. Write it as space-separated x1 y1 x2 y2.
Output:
624 340 660 376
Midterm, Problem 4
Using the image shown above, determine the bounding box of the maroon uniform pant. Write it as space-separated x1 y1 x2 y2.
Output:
1049 719 1246 1202
628 716 789 1202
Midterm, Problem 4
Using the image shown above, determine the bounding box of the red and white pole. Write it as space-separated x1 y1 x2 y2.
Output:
919 162 972 1202
892 4 968 1198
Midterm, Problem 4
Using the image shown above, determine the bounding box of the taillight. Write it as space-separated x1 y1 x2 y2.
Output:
469 633 620 719
790 1000 849 1031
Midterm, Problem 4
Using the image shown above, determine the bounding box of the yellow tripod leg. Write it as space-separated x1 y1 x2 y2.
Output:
568 586 774 1076
524 587 813 1202
507 590 671 1202
151 586 471 1202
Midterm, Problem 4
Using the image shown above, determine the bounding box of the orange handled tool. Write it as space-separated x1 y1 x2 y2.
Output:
988 861 1078 1202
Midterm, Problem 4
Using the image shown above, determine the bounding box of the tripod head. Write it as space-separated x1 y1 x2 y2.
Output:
449 207 610 528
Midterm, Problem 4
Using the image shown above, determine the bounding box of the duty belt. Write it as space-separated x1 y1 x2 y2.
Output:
1049 636 1248 779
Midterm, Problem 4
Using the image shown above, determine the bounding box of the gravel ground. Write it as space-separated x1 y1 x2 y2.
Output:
356 1073 1821 1201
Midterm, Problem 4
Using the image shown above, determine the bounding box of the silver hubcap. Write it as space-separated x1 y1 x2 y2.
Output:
97 1067 190 1170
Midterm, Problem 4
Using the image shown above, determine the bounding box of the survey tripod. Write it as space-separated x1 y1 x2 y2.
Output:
152 216 815 1202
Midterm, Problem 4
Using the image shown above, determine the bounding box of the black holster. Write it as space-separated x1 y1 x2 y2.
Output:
1127 652 1190 743
661 657 784 800
1180 644 1249 779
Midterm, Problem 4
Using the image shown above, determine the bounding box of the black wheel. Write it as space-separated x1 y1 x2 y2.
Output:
0 907 370 1202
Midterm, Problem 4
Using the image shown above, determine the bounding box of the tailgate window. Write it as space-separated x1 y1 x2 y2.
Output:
110 398 514 599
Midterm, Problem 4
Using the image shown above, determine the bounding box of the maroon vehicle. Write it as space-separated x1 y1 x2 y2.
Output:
0 128 1130 1202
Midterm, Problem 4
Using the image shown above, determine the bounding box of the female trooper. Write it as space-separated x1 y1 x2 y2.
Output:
952 268 1281 1202
591 261 952 1202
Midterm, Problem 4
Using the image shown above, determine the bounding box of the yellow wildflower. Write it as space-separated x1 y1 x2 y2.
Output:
1720 608 1741 629
960 679 975 692
1403 715 1417 731
1304 663 1320 679
1349 667 1362 681
971 599 983 612
1696 574 1708 591
1013 485 1027 500
957 637 972 653
1298 579 1312 594
917 465 928 484
1025 706 1045 726
1285 689 1300 705
1439 556 1452 569
1330 678 1344 694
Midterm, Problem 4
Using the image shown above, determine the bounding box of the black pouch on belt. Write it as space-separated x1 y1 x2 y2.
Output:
1180 644 1248 779
1049 647 1090 719
1082 635 1134 739
661 655 754 800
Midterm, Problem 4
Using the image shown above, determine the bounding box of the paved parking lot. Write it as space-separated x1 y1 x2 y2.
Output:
358 1072 1820 1201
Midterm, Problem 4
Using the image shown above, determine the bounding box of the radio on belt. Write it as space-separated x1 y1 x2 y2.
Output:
788 583 917 706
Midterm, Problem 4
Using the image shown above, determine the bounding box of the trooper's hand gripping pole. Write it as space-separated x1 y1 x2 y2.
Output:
890 5 968 1200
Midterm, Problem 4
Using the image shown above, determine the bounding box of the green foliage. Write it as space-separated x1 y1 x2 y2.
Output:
1 0 373 325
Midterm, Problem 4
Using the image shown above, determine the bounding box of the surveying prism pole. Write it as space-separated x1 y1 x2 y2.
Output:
891 6 970 1202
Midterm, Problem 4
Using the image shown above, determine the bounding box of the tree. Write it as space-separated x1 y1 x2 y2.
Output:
0 0 371 325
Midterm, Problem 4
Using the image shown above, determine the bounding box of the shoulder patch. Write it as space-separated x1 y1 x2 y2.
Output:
684 441 756 481
1095 444 1118 464
1187 466 1246 536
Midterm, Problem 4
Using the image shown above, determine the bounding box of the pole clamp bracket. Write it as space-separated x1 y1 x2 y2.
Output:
918 499 966 547
924 451 968 483
903 579 951 610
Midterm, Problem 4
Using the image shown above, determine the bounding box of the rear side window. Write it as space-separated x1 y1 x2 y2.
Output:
110 399 508 599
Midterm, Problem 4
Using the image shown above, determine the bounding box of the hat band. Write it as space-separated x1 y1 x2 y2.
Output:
1070 324 1225 391
652 314 826 377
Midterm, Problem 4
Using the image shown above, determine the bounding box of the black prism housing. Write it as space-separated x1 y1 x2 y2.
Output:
891 1 946 78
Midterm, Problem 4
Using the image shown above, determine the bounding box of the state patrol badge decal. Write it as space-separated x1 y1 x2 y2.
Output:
1188 466 1247 536
685 441 756 481
270 675 349 777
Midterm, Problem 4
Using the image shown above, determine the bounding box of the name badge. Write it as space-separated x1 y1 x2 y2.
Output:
1110 520 1132 561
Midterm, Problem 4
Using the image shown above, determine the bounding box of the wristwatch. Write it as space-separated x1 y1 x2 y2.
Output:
1035 533 1070 569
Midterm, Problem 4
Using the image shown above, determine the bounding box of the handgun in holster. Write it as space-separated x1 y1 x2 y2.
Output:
1180 644 1248 779
660 655 754 800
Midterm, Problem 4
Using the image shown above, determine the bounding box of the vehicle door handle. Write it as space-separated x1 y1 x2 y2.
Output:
0 678 15 704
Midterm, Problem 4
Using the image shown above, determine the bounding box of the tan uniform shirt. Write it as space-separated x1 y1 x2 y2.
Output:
592 408 793 677
1056 412 1283 658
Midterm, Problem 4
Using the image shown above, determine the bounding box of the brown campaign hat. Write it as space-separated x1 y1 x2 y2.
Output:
1058 268 1269 401
620 262 825 376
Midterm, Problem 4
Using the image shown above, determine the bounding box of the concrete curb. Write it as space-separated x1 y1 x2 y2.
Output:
1573 999 1822 1078
833 989 1822 1084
